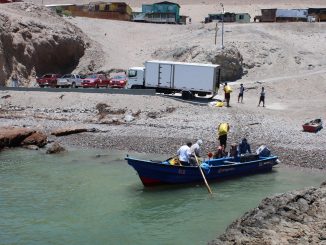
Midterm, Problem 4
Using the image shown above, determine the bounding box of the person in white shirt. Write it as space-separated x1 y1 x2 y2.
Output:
177 142 192 166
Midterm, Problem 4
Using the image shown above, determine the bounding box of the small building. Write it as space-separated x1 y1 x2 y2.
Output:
235 13 250 23
205 12 250 23
46 2 132 21
276 9 308 22
308 8 326 22
254 9 277 22
134 1 181 24
0 0 22 3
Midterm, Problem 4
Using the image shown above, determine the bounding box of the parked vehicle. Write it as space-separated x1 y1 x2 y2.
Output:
57 74 83 88
109 74 127 88
81 74 110 88
127 60 221 99
36 74 61 88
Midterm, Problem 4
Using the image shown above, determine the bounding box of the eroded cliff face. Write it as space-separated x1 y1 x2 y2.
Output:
0 3 104 86
209 181 326 245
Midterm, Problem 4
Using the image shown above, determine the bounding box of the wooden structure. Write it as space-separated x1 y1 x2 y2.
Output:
46 2 132 21
0 0 22 3
255 9 277 22
134 1 181 24
308 8 326 22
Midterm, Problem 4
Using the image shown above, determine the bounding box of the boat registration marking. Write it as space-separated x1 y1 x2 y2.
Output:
178 169 186 175
218 168 235 173
259 161 271 167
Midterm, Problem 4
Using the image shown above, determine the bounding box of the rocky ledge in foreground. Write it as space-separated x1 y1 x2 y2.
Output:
209 181 326 245
0 126 47 150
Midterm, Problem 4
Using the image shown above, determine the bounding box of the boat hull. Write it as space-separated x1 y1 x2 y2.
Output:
302 119 323 133
126 156 279 186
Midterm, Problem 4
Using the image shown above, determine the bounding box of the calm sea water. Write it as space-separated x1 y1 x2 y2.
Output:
0 148 324 245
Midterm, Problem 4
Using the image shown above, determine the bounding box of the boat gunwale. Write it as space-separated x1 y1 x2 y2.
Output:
125 155 278 169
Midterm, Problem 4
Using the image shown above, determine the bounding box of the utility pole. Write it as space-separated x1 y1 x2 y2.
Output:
220 3 225 49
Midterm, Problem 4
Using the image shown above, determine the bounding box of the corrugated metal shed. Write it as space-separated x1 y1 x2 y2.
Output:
276 9 308 18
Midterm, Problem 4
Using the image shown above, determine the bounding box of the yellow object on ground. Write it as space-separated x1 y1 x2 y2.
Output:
218 122 229 135
215 101 224 107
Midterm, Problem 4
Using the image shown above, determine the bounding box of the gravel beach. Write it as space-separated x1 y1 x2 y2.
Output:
1 87 325 169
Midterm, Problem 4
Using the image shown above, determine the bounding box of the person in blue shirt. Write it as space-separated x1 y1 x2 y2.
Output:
238 138 251 155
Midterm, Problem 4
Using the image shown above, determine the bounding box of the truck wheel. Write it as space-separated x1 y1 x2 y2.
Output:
40 85 44 88
131 85 143 89
71 83 76 88
181 91 193 100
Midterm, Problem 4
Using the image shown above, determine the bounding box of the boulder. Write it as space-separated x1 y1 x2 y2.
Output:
46 142 65 154
21 131 47 147
0 3 104 87
209 182 326 245
0 127 35 148
51 127 88 136
152 45 243 82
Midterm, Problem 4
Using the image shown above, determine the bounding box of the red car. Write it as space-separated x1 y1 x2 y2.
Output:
109 74 127 88
81 74 110 88
36 74 61 88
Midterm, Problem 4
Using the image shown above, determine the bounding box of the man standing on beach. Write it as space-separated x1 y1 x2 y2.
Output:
238 84 244 103
258 87 265 107
224 83 232 107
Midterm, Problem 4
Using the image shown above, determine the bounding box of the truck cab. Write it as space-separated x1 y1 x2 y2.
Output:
127 67 145 89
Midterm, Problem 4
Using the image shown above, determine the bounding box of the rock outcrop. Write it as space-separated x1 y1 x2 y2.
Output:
209 181 326 245
153 45 243 81
0 3 104 86
0 127 47 149
51 127 89 136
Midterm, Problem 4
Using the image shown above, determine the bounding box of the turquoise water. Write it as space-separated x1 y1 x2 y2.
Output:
0 149 324 245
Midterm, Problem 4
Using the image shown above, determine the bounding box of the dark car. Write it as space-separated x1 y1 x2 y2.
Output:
36 74 61 88
81 74 110 88
109 74 127 88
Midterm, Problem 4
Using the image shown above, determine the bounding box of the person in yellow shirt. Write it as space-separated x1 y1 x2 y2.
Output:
223 83 232 107
217 122 230 148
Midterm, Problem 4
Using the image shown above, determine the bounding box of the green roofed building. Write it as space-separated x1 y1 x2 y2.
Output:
134 1 181 24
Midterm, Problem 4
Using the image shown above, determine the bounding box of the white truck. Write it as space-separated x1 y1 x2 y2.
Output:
127 60 221 99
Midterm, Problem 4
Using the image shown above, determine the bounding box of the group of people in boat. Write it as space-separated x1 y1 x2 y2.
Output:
176 122 252 166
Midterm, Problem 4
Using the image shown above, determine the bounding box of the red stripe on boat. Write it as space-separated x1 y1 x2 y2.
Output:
140 177 161 186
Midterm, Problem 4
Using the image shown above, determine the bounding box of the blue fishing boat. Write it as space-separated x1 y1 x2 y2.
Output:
125 154 279 186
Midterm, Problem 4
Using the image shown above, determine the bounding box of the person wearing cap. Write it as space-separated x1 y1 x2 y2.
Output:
238 84 245 103
190 139 203 157
238 138 251 155
189 139 203 165
177 142 192 166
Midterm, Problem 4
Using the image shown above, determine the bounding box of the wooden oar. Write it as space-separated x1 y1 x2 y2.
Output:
194 155 213 195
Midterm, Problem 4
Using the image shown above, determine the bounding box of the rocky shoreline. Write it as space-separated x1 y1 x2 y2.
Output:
1 91 325 170
209 181 326 245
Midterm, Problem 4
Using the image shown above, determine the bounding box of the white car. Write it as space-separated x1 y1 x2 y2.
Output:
57 74 83 88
